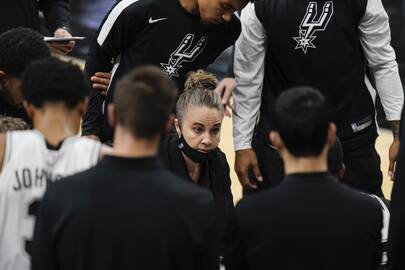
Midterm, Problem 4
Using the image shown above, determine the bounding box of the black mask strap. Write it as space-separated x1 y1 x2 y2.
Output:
177 136 213 164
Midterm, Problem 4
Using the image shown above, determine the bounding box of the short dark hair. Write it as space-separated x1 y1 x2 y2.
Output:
327 136 344 176
114 66 177 138
0 115 29 132
0 27 50 77
21 58 89 109
273 87 330 157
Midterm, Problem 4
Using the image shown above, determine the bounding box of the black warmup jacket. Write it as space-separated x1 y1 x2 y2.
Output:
254 0 377 150
0 0 71 34
32 155 219 270
227 172 385 270
159 135 234 253
82 0 240 143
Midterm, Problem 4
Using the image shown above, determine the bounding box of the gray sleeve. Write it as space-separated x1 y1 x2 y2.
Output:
359 0 404 121
233 2 267 151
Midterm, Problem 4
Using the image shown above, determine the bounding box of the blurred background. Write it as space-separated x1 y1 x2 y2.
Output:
49 0 404 201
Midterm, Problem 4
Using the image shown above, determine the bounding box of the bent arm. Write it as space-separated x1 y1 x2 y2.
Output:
359 0 404 125
233 2 267 151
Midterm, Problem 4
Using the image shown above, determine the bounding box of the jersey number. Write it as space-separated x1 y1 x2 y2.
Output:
24 200 41 255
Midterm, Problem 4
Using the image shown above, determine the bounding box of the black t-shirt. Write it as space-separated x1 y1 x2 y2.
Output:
227 172 384 270
253 0 377 148
82 0 241 142
32 155 219 270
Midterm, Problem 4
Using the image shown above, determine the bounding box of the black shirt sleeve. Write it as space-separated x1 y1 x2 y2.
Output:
82 0 149 137
39 0 71 33
31 186 58 270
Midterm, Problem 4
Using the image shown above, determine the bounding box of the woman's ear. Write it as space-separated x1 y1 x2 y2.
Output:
174 118 181 138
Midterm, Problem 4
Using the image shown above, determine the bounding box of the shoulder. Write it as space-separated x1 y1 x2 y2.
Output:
251 0 268 23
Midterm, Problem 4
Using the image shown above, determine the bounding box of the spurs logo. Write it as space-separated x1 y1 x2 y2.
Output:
293 1 334 54
161 34 208 78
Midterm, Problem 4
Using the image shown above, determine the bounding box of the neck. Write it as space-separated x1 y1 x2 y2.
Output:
181 152 201 183
111 125 159 158
33 106 78 146
179 0 199 14
283 149 328 175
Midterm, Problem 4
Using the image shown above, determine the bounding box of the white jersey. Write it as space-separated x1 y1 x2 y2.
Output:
0 130 101 270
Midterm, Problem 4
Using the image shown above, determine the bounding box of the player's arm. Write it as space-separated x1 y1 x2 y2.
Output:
358 0 404 179
0 133 5 173
39 0 74 54
82 0 149 137
38 0 71 34
233 2 266 189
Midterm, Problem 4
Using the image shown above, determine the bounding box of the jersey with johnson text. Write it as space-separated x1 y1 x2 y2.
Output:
0 130 101 270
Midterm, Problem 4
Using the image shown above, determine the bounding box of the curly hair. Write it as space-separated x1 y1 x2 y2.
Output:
0 27 50 77
21 58 89 109
0 115 29 132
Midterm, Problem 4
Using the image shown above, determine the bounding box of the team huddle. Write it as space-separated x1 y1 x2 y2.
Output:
0 0 404 269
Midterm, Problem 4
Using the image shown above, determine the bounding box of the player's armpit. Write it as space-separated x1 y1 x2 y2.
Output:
0 133 6 172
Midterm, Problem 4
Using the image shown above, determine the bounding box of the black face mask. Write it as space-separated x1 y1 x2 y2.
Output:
177 136 215 164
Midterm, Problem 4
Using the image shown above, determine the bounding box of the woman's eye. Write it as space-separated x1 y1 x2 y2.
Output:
193 127 203 134
211 128 220 135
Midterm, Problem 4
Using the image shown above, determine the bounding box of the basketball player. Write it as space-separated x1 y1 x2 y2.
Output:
0 58 106 270
233 0 403 196
227 87 389 270
82 0 249 143
0 27 50 123
32 66 219 270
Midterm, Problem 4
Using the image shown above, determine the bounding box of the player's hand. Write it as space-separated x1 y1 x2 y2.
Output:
215 77 234 117
48 28 75 55
389 137 400 181
91 72 112 94
85 135 100 142
235 149 263 189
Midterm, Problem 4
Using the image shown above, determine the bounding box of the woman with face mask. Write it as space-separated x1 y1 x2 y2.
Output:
159 70 233 258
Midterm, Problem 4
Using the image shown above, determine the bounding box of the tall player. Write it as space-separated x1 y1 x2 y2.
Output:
0 58 105 270
233 0 403 195
82 0 249 143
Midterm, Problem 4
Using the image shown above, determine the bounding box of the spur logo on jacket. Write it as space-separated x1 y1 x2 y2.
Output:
293 1 334 54
161 33 208 77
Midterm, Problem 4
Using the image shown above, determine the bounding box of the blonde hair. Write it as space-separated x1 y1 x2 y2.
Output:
176 70 224 123
184 70 219 91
